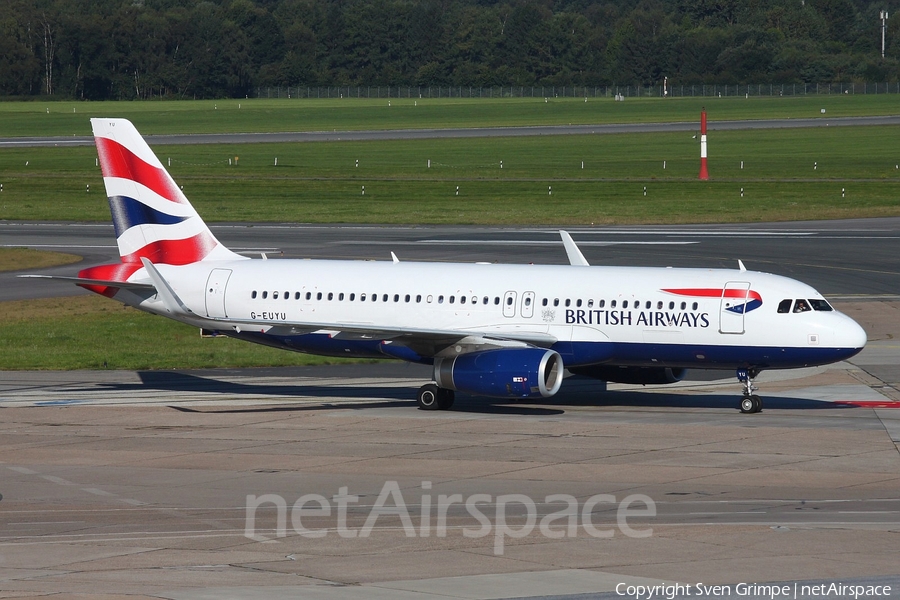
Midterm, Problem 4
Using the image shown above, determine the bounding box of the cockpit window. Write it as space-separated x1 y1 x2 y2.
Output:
809 299 833 311
777 299 792 314
793 299 811 313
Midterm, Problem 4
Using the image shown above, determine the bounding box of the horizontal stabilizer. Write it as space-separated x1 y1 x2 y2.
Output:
18 274 155 291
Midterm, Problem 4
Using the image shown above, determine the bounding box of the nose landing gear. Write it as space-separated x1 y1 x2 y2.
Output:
737 368 762 413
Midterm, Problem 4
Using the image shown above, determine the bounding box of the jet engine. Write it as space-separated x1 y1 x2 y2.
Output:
433 348 563 398
569 365 687 385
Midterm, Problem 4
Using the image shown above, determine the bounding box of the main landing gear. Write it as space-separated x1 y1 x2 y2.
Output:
737 368 763 414
417 383 455 411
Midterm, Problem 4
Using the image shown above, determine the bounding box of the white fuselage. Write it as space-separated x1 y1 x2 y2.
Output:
132 258 866 372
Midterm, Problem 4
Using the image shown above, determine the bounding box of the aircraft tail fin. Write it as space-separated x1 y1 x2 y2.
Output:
90 118 244 266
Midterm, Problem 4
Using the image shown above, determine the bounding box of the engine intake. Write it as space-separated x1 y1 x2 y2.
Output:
434 348 564 398
569 365 687 385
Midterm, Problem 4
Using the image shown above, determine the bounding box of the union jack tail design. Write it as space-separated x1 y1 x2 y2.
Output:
90 118 243 266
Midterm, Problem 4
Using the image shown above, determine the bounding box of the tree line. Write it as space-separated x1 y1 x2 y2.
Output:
1 0 897 100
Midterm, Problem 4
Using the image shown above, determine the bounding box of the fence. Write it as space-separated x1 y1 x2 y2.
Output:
255 82 900 100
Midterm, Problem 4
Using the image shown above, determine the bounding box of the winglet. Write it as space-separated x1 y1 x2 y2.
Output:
391 252 400 264
560 231 590 266
140 257 193 317
738 259 747 272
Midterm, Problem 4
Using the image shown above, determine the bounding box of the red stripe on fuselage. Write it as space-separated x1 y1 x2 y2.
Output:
663 288 762 302
95 137 185 205
119 231 218 265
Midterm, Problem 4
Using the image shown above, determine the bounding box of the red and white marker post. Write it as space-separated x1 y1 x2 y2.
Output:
698 108 709 180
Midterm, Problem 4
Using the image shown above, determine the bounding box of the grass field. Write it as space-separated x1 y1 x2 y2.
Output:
0 295 381 370
2 125 898 225
0 94 898 137
0 248 82 272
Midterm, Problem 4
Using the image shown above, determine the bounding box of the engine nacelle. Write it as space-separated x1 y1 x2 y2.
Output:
569 365 687 385
434 348 564 398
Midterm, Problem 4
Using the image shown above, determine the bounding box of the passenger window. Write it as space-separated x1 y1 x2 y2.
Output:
657 301 663 309
794 299 811 313
494 297 500 305
383 294 388 302
576 299 582 307
339 293 344 301
472 296 477 304
565 299 571 307
483 297 489 304
273 291 279 299
295 292 301 300
646 301 652 309
326 292 332 301
524 297 531 306
692 302 698 310
449 296 455 304
599 300 605 308
623 300 628 309
588 299 594 308
394 294 399 302
611 300 617 308
460 296 466 304
438 295 444 304
350 293 355 301
316 292 322 300
251 291 257 299
361 293 366 301
417 295 422 303
405 294 411 302
810 299 833 311
284 291 289 300
680 302 686 310
427 295 433 303
506 296 513 306
262 291 268 299
668 301 674 309
305 292 311 300
553 298 559 307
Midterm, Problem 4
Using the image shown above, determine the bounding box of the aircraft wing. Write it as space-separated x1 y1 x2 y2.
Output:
217 316 558 358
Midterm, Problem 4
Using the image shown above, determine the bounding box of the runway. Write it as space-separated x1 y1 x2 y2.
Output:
4 217 900 302
2 115 900 147
2 220 900 597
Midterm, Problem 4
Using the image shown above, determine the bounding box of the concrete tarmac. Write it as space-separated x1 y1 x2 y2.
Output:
2 221 900 598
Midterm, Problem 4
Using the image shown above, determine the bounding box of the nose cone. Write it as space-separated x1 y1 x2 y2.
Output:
836 312 868 359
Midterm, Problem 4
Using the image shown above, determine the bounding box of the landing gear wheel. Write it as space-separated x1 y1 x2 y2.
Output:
417 383 440 410
737 368 763 414
437 389 455 410
740 394 762 414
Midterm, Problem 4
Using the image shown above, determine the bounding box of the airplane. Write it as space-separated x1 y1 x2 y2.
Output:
24 118 868 414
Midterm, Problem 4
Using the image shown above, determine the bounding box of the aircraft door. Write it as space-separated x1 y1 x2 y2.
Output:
502 291 517 318
521 291 535 318
719 281 750 334
205 269 232 318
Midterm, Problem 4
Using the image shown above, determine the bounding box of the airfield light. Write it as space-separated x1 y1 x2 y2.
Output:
698 109 709 181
